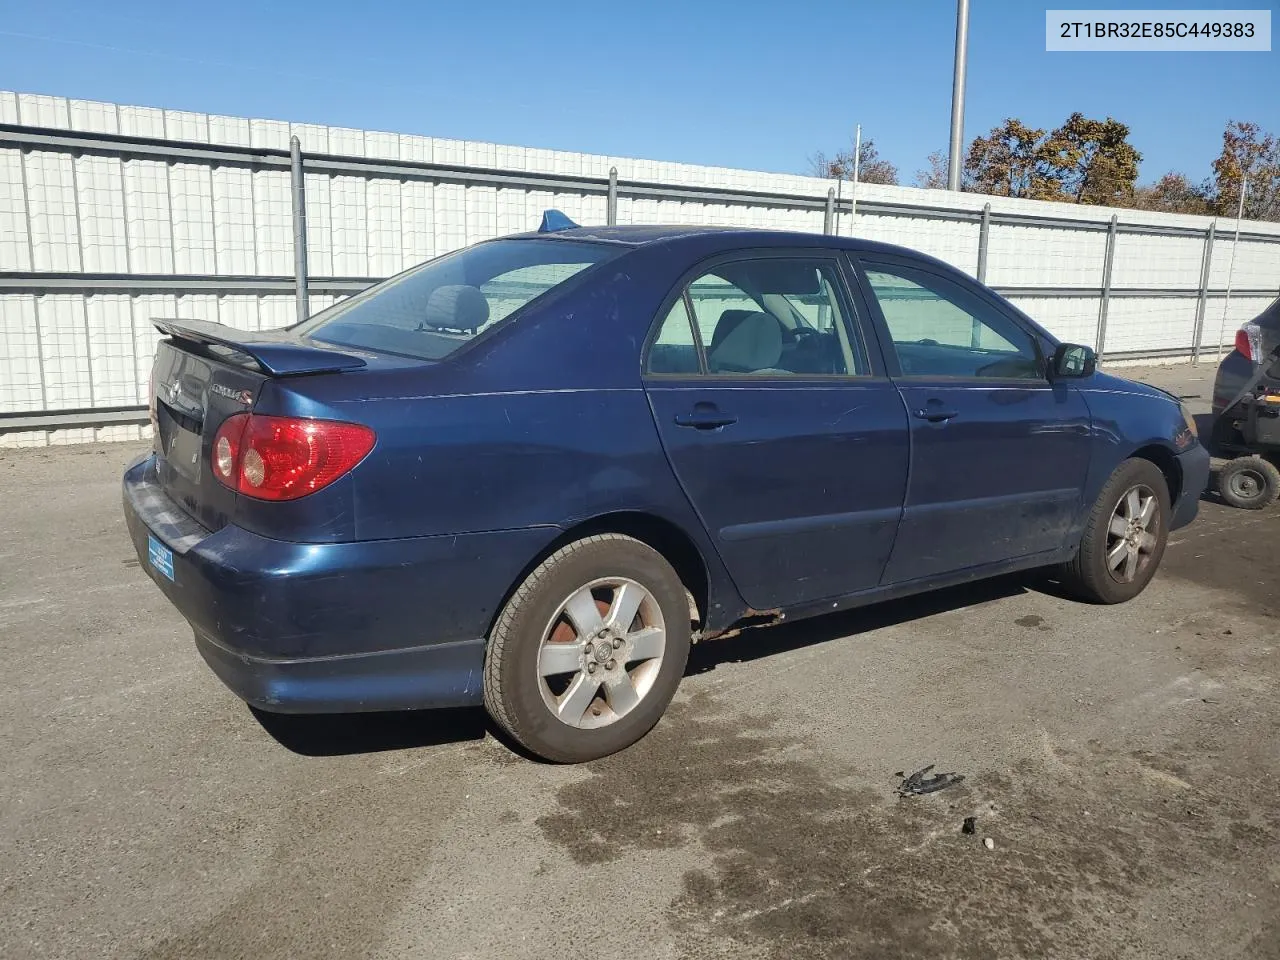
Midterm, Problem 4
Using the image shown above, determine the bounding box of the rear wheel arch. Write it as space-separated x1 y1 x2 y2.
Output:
491 511 711 640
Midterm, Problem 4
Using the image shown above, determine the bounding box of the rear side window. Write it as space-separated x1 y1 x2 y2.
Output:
296 239 620 361
647 257 865 376
862 264 1042 380
648 299 701 374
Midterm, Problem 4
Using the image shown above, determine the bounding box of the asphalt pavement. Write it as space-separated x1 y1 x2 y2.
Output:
2 361 1277 960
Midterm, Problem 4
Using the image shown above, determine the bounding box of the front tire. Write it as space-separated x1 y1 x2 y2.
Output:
483 534 691 763
1058 458 1170 604
1218 456 1280 510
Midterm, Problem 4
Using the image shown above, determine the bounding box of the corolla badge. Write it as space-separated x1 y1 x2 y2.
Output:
209 383 253 406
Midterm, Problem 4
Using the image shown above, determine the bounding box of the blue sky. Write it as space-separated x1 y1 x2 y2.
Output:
2 0 1276 185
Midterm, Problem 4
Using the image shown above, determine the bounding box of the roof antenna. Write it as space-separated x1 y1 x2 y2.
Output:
538 209 579 233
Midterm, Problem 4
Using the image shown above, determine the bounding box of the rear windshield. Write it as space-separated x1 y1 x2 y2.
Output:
295 238 621 360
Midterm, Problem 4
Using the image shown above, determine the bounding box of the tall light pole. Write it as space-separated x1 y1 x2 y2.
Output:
947 0 971 191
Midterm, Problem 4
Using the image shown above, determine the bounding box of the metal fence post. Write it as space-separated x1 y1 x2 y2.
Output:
289 135 309 325
1095 214 1118 358
976 202 991 282
1191 222 1215 363
68 150 95 407
607 167 618 226
971 203 992 347
824 188 835 235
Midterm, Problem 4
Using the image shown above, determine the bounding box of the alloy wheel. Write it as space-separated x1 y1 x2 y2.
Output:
536 578 667 729
1105 484 1160 584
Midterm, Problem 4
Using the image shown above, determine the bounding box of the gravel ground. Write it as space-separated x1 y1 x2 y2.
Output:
1 362 1277 960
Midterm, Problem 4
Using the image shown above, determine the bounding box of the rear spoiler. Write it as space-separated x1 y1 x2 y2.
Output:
152 318 367 376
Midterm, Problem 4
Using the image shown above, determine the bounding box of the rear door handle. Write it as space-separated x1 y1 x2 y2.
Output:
674 410 737 430
913 406 958 423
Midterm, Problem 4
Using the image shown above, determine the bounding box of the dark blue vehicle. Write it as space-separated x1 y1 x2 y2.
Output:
124 223 1210 762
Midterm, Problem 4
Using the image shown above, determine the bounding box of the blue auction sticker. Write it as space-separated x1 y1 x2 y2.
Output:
148 535 175 582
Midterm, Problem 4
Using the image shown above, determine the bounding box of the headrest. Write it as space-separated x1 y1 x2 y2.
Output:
708 310 757 352
708 310 783 373
423 284 490 332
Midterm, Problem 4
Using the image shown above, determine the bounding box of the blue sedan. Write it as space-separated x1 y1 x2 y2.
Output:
124 220 1210 762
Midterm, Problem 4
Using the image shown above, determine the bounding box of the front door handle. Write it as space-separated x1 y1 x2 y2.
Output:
674 409 737 430
913 405 959 423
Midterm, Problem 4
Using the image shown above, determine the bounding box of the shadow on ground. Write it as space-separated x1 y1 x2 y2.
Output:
250 704 489 756
251 575 1039 757
687 574 1031 676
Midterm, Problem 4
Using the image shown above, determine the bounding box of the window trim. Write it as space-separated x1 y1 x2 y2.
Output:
851 254 1049 384
641 248 880 381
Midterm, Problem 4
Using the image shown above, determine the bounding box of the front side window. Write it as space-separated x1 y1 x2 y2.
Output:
296 239 620 361
648 258 864 376
862 264 1042 379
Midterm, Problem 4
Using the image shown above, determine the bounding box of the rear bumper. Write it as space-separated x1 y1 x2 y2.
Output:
1172 444 1210 531
123 454 559 713
193 630 487 714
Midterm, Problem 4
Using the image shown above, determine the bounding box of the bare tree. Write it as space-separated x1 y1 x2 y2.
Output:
807 139 899 185
914 150 950 189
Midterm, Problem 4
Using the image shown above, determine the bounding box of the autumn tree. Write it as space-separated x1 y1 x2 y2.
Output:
808 138 899 185
914 150 950 189
1046 112 1142 205
1129 173 1212 215
1212 120 1280 221
963 119 1068 200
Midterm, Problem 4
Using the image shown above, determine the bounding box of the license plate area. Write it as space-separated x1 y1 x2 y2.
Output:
148 535 175 581
158 402 203 483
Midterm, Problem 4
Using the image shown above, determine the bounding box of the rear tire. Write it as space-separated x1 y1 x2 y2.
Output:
483 534 691 763
1058 458 1170 604
1218 456 1280 510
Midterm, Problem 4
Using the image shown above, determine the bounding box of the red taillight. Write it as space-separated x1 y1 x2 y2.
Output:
209 414 374 501
211 413 249 488
1235 328 1253 361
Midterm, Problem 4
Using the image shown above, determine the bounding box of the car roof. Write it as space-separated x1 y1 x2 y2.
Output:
504 224 928 260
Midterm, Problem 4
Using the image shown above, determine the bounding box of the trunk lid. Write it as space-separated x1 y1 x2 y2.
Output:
149 319 369 532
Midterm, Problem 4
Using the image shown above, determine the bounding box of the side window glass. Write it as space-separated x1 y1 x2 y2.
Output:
655 259 863 376
686 275 760 348
863 266 1041 379
648 298 700 374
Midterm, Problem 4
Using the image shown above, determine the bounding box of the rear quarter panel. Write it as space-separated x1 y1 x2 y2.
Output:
255 240 750 630
343 389 693 539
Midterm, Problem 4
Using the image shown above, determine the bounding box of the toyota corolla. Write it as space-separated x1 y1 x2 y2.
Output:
124 220 1209 762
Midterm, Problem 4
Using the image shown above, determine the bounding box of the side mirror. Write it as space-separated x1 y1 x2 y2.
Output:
1052 343 1097 379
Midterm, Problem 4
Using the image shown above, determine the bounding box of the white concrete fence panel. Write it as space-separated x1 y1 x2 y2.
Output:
1 90 1278 446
